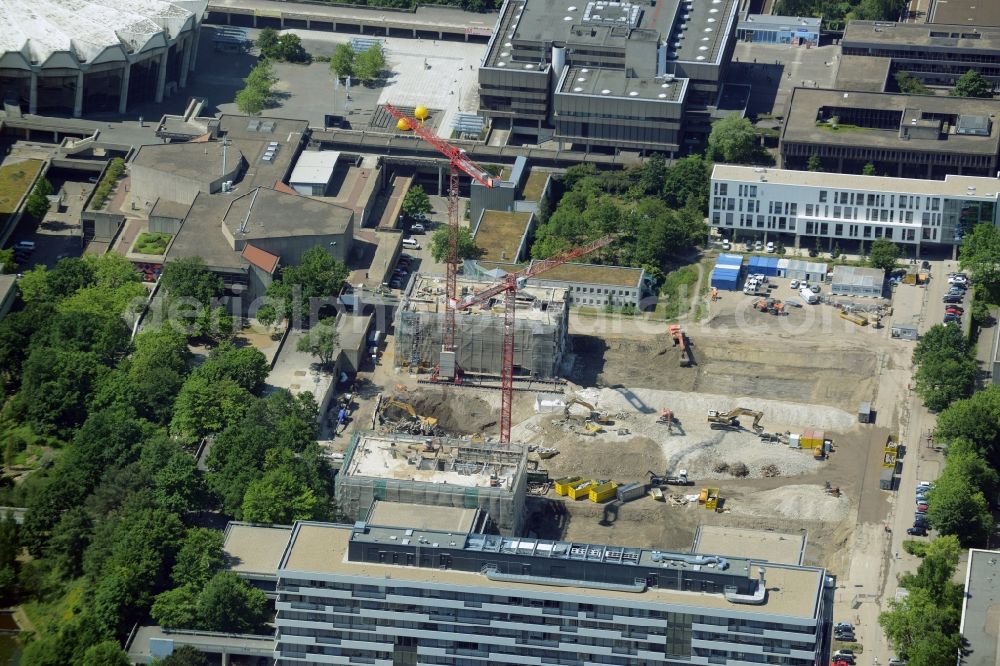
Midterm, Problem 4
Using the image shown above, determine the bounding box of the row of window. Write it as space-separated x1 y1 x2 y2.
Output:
712 213 924 241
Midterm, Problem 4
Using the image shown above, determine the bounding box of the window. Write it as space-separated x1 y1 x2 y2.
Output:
805 204 814 216
718 183 728 196
819 191 828 203
748 185 757 197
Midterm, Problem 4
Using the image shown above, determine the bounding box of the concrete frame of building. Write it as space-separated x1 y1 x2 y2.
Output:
0 14 200 118
842 20 1000 90
709 164 1000 258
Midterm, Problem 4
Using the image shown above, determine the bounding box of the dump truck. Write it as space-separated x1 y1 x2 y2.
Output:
649 469 693 486
708 408 764 433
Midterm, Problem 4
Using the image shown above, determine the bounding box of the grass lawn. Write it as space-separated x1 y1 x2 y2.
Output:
658 264 701 321
0 159 44 221
132 232 172 255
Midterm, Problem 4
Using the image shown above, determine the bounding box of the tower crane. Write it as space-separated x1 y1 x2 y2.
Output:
383 103 496 381
457 234 616 443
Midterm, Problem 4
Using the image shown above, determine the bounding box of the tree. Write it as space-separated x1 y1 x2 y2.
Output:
242 467 319 524
401 184 432 218
25 177 53 219
862 162 877 176
16 348 109 434
154 646 209 666
951 69 994 98
330 43 355 78
960 223 1000 298
926 472 992 546
196 572 269 633
275 34 309 63
914 347 976 411
196 343 270 393
707 115 769 165
160 257 224 305
806 154 822 172
170 375 254 445
244 59 277 91
353 44 386 84
869 238 901 271
0 514 19 602
429 226 483 262
296 318 339 369
193 305 234 343
255 302 278 332
266 246 349 322
151 584 199 629
913 323 969 366
235 84 266 116
255 27 279 57
171 528 226 588
0 249 16 274
895 71 930 95
47 506 91 579
662 155 710 211
82 641 131 666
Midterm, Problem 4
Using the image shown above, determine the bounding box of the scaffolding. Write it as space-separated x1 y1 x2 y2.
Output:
396 274 569 378
336 432 529 535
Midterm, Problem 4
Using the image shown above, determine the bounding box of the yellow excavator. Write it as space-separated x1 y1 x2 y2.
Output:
564 397 614 425
379 398 439 433
707 408 764 433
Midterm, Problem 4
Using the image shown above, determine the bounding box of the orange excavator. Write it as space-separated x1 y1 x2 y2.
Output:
668 325 696 367
754 298 785 316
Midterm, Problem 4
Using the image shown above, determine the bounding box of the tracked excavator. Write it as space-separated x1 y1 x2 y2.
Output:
563 397 614 425
379 398 439 434
707 407 764 433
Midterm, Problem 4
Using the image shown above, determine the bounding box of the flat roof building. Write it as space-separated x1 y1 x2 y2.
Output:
478 0 740 154
288 150 340 196
526 260 652 309
929 0 1000 26
830 265 885 298
335 432 528 534
269 519 829 665
395 272 569 377
960 549 1000 666
472 209 535 263
736 14 820 46
0 0 205 117
842 20 1000 90
779 87 1000 179
709 164 1000 255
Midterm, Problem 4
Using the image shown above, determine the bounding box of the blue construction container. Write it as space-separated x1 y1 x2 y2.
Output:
711 266 741 291
747 255 779 277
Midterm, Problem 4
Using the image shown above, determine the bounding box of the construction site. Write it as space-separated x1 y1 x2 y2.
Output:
348 264 920 583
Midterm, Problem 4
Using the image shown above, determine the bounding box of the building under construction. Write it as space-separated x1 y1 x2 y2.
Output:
336 431 529 535
395 273 569 378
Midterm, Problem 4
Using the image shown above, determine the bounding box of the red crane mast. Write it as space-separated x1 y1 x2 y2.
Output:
458 234 617 443
383 104 495 379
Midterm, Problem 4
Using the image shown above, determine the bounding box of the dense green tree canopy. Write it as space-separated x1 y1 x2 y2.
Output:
868 238 900 271
401 184 432 218
429 226 483 263
707 115 771 165
960 223 1000 299
951 69 994 98
159 257 224 305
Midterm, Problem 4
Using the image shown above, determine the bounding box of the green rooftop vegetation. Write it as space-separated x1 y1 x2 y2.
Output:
0 159 44 224
132 232 173 255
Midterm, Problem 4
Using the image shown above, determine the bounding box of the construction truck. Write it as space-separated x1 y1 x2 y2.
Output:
668 324 696 367
648 469 692 486
379 398 439 434
708 408 764 433
564 397 614 425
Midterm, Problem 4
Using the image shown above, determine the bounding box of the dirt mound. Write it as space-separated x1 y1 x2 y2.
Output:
406 390 498 436
729 484 850 522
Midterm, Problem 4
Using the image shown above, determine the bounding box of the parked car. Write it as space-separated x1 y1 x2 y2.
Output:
13 240 35 252
943 295 963 304
402 238 421 250
834 622 854 632
721 241 731 250
766 241 775 253
914 515 929 527
918 481 934 489
943 314 961 323
917 502 929 512
785 299 803 308
790 279 799 289
906 526 928 536
945 306 964 315
810 284 820 293
888 658 907 666
754 240 763 251
808 248 819 257
410 223 426 234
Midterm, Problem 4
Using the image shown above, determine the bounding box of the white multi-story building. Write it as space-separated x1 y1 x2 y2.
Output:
709 165 1000 256
270 518 829 666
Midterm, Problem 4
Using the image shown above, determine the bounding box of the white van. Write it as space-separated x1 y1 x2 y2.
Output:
402 238 420 250
800 287 818 304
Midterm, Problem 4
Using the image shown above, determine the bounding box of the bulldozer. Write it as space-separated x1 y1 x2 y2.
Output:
379 398 439 434
564 397 614 425
707 407 764 433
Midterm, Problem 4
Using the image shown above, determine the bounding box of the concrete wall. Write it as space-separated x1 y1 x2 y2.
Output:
149 215 183 235
130 164 205 209
81 210 125 242
244 221 353 267
470 181 517 226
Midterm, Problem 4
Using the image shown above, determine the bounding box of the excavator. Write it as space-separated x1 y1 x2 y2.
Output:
379 398 439 434
668 324 696 367
563 397 614 425
707 407 764 433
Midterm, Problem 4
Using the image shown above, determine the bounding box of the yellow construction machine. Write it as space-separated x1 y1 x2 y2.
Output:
379 398 439 433
707 408 764 433
564 397 614 425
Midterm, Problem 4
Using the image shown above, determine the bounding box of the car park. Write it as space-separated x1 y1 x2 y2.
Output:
906 526 928 536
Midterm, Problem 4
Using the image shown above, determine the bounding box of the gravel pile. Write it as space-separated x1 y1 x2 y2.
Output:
729 485 850 522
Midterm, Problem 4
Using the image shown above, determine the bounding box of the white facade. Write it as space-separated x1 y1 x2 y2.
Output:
273 521 828 666
709 165 1000 254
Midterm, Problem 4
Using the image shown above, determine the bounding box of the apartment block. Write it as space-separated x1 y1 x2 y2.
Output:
477 0 739 154
709 164 1000 255
272 518 829 665
779 88 1000 179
